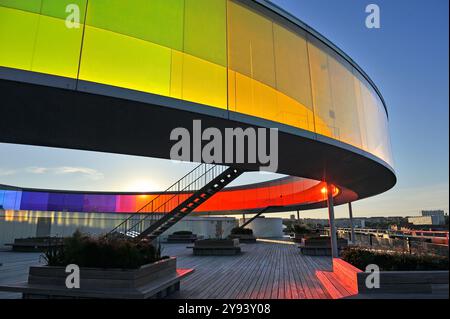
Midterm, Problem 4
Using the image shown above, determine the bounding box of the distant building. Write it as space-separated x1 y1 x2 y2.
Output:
408 210 446 226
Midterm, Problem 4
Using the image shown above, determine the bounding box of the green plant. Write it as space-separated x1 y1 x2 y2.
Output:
291 223 311 235
341 247 449 271
43 230 165 269
230 227 253 235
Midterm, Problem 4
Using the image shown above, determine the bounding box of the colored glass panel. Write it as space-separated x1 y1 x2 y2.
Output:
0 177 337 214
184 0 226 66
10 191 23 210
20 191 48 211
83 195 116 212
227 0 277 124
0 7 40 70
86 0 184 51
0 1 86 78
0 0 41 12
308 36 363 148
356 72 394 166
273 23 314 131
227 1 315 131
0 0 393 167
79 25 172 96
80 0 227 109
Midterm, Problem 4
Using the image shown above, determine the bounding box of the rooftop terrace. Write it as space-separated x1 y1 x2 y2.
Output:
0 242 332 299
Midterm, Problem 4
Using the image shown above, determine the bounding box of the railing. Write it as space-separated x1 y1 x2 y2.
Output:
339 232 449 257
108 163 229 237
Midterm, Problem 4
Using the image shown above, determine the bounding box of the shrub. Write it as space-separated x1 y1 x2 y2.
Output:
341 247 449 271
43 230 165 269
231 227 253 235
292 224 311 235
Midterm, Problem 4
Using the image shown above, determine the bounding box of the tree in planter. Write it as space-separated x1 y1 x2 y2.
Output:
290 223 317 243
43 230 167 269
293 224 314 236
341 247 449 271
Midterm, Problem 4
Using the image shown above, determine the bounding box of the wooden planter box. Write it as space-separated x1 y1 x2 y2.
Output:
299 237 348 256
228 234 257 243
167 233 198 243
318 258 449 299
192 239 241 256
291 233 304 243
0 257 194 299
357 270 449 295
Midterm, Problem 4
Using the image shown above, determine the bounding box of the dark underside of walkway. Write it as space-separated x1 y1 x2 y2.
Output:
0 242 332 299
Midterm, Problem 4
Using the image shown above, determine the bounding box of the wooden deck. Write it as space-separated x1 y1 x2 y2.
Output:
0 242 333 299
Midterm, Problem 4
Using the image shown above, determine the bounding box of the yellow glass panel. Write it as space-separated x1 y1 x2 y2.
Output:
175 53 227 109
353 71 369 150
227 0 275 87
170 51 184 100
328 54 363 148
307 37 336 139
273 23 313 131
32 15 83 78
273 24 312 108
79 26 171 96
228 69 237 111
231 71 277 119
228 0 318 132
276 92 315 131
0 7 39 70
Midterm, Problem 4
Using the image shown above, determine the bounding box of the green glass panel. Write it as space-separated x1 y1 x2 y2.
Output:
41 0 86 21
0 0 41 13
86 0 184 51
184 0 226 66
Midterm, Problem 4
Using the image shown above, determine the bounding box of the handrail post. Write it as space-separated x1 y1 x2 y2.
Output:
327 183 339 258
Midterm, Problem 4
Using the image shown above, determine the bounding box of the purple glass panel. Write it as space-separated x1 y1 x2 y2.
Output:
47 193 65 211
83 194 116 212
63 194 84 212
20 191 48 211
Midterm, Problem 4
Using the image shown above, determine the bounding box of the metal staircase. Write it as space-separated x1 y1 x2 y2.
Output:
239 206 283 229
108 164 242 240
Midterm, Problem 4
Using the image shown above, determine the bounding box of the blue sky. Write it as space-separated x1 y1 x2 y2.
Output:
0 0 448 219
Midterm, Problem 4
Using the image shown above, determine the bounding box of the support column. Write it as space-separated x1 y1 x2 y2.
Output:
243 213 246 224
327 183 339 258
348 202 356 244
297 210 300 224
